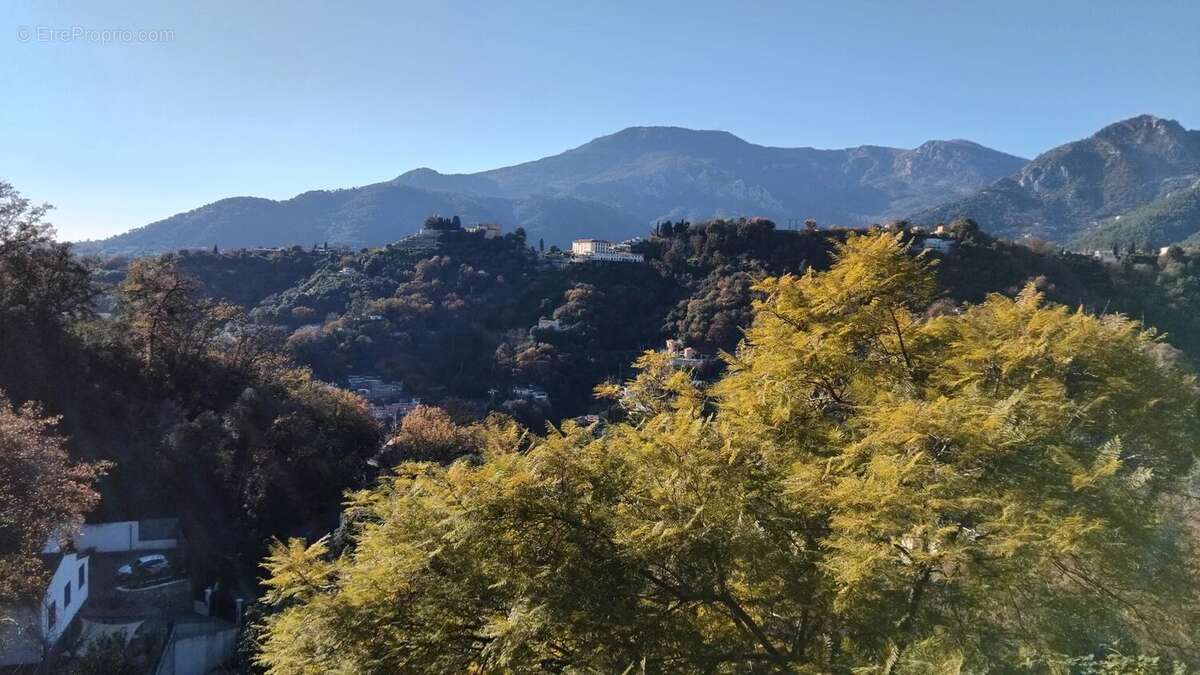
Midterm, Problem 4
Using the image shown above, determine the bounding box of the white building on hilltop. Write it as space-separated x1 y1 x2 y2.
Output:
571 239 611 255
467 223 503 239
570 239 643 263
916 236 957 254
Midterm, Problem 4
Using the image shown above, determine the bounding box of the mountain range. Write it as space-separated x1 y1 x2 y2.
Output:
916 115 1200 248
74 115 1200 255
75 128 1025 254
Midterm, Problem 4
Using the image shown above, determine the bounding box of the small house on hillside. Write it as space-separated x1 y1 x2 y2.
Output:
1 518 231 672
3 519 182 665
369 398 422 427
0 550 90 666
916 236 957 254
466 223 502 239
665 339 708 369
512 385 550 404
345 375 406 402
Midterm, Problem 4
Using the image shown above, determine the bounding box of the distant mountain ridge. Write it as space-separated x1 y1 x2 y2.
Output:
77 127 1026 255
394 127 1026 228
914 115 1200 247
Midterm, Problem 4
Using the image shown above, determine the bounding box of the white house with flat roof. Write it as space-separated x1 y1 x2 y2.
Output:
917 236 957 254
512 385 551 404
572 239 612 256
571 239 643 263
345 375 406 402
467 223 502 239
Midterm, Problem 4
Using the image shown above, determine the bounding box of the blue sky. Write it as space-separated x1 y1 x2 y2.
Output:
3 0 1199 241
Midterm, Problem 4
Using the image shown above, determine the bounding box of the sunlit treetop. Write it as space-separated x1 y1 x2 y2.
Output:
255 233 1200 674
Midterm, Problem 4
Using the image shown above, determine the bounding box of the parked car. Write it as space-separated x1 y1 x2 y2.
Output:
117 554 171 583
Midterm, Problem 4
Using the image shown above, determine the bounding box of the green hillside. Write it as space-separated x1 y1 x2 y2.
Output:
1072 182 1200 250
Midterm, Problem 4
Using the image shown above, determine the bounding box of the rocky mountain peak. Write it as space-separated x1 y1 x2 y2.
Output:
1093 114 1189 147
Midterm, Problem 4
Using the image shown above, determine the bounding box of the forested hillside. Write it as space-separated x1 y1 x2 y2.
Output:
8 178 1200 671
254 234 1200 672
0 183 379 602
1071 181 1200 251
154 216 1200 431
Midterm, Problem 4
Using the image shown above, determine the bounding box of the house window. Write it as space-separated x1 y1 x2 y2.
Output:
47 601 56 631
63 582 71 608
79 564 86 589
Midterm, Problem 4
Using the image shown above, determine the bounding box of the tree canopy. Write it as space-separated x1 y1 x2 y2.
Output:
0 392 106 604
255 233 1200 673
0 181 94 332
0 185 382 596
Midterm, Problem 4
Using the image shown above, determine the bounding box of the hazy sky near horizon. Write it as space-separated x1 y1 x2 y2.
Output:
3 0 1199 241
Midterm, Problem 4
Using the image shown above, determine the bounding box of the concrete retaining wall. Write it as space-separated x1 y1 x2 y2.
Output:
72 521 179 553
154 622 237 675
